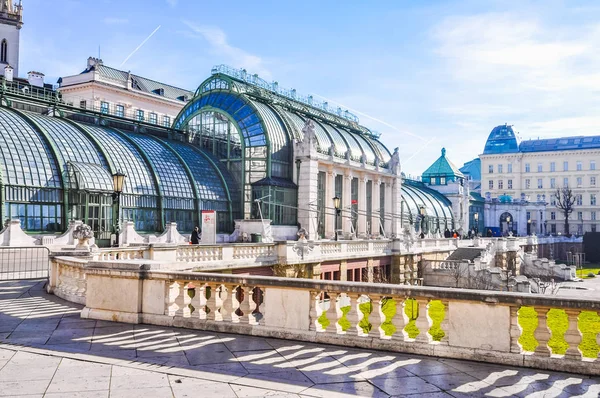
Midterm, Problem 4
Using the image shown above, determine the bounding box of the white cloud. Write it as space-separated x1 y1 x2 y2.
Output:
166 0 177 7
103 17 128 25
182 21 270 78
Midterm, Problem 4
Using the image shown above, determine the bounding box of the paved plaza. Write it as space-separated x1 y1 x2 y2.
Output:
0 280 599 397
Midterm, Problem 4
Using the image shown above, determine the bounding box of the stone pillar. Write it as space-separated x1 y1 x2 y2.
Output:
391 176 402 237
384 181 392 236
340 260 348 281
358 175 367 238
324 170 336 239
371 179 381 237
343 173 353 235
295 133 320 240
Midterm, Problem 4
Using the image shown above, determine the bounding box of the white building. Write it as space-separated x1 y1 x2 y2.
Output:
0 0 22 78
480 124 600 236
58 57 193 127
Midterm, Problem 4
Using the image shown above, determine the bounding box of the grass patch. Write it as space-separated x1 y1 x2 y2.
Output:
518 306 539 352
579 311 600 358
577 264 600 279
547 309 569 355
380 298 397 336
404 298 420 339
358 299 373 334
338 305 351 332
428 300 446 342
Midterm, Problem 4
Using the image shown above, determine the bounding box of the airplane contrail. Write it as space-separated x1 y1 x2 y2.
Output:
120 25 161 67
402 136 436 165
314 94 426 142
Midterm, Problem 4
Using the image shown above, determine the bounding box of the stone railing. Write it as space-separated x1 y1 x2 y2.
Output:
94 247 147 261
428 260 465 271
68 260 600 376
233 244 275 260
176 245 223 262
48 256 88 305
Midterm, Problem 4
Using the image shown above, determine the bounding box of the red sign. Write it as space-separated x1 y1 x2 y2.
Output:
351 199 358 205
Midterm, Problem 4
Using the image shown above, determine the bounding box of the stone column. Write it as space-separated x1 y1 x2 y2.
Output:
384 181 392 236
343 173 353 235
391 175 402 237
371 179 381 237
357 175 367 238
297 160 319 239
324 170 336 239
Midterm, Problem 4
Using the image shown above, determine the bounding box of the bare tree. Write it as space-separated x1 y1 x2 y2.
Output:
555 187 576 236
450 262 468 288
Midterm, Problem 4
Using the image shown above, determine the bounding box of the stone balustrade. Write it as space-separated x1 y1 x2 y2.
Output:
94 247 148 261
54 257 600 376
48 256 88 305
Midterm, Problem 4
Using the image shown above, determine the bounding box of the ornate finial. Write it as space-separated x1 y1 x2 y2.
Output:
441 147 446 157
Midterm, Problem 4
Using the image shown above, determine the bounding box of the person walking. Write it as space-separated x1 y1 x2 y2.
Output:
191 226 200 244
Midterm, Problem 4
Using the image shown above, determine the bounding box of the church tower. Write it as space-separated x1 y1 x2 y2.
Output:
0 0 22 77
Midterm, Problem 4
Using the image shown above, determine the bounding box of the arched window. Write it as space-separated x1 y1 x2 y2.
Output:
1 40 7 64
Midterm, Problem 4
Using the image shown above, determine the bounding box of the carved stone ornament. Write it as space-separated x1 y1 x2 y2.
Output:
389 147 400 175
301 119 317 146
73 223 94 250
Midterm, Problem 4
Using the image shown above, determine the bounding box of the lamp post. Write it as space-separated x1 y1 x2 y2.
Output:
527 218 531 236
419 205 426 236
506 216 511 236
333 196 341 241
544 220 547 235
112 171 126 245
474 212 479 236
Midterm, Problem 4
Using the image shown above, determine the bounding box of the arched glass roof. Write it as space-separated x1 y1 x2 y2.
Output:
483 124 519 154
250 100 288 160
68 161 113 192
0 108 61 188
281 110 331 152
125 134 195 199
402 180 454 226
318 122 349 158
75 124 157 196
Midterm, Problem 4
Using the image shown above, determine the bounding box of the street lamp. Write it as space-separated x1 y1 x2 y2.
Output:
474 212 479 236
419 205 426 236
506 216 511 236
333 196 341 241
112 171 126 244
544 220 547 235
527 218 531 236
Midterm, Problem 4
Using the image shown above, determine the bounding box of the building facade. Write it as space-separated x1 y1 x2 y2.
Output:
0 0 21 78
480 124 600 236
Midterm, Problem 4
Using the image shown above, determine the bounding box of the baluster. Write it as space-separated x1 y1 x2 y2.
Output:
356 294 372 337
309 291 321 332
564 309 583 361
414 298 430 344
313 291 330 332
533 307 551 357
325 292 338 334
182 282 194 318
231 285 247 323
428 299 448 345
509 306 523 354
165 281 182 316
199 284 215 320
248 286 265 325
212 284 227 321
335 293 351 334
221 284 235 322
402 298 419 342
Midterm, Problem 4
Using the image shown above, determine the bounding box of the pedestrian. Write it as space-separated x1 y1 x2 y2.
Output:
191 226 200 244
487 229 493 237
444 228 451 238
452 231 458 239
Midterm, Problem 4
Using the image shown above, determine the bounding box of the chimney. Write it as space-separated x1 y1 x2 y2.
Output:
86 56 103 70
27 71 44 87
4 65 13 82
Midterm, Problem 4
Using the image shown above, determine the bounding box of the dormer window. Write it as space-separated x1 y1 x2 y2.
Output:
440 177 446 185
177 95 189 102
152 88 165 96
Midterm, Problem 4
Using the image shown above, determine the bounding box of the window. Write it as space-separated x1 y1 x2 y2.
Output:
116 104 124 118
100 101 109 114
577 177 583 187
79 100 87 109
578 224 583 235
507 179 512 189
526 211 531 220
592 176 596 186
576 194 583 206
551 194 557 206
149 113 157 124
489 180 493 189
507 164 513 173
591 160 596 170
593 225 597 232
578 211 583 220
551 211 556 220
577 161 582 171
564 177 569 187
537 163 543 172
0 39 7 63
525 163 530 173
564 161 568 171
136 109 144 121
592 194 597 206
551 224 556 234
537 178 543 189
439 177 446 185
550 178 556 188
593 211 597 221
550 162 555 172
498 164 503 173
163 115 171 127
488 165 493 174
498 180 503 189
525 179 531 189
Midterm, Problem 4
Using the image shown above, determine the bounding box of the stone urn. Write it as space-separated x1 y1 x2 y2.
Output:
73 224 94 250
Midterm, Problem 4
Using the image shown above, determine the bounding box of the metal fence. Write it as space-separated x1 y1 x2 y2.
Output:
0 247 50 280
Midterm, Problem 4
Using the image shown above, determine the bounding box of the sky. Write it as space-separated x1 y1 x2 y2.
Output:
18 0 600 175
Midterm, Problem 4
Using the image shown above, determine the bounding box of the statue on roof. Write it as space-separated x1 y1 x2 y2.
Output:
389 147 400 175
301 119 317 148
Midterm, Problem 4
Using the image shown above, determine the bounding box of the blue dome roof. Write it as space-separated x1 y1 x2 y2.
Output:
483 124 519 154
